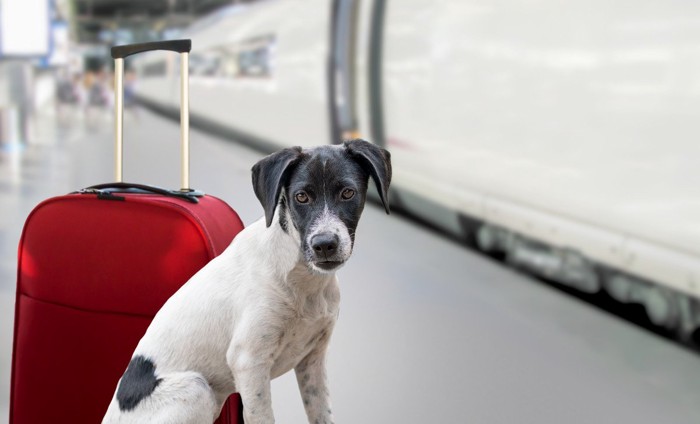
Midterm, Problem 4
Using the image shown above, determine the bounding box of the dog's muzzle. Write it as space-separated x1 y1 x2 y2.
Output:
310 233 344 270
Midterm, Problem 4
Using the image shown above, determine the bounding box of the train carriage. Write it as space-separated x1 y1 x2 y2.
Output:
133 0 700 339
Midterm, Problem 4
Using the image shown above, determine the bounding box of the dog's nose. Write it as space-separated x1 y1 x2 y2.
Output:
311 233 339 258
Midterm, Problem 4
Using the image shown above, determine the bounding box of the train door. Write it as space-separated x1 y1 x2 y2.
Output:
329 0 360 143
363 0 469 235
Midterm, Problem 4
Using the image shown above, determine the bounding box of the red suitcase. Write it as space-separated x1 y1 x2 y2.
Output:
10 40 245 423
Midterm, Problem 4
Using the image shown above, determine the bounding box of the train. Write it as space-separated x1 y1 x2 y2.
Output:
131 0 700 340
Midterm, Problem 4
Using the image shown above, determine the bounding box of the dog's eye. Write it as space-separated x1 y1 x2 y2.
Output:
295 192 310 204
340 188 355 200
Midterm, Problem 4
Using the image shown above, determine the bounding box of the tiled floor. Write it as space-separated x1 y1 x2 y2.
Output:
2 107 700 423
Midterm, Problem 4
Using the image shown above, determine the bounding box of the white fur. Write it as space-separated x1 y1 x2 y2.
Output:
102 211 340 424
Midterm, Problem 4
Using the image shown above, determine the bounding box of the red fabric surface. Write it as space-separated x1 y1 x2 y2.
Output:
11 192 245 423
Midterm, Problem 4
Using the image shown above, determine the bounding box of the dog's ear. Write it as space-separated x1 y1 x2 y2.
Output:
344 139 392 214
252 146 304 227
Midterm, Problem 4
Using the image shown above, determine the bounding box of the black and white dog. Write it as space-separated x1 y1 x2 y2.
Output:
103 139 391 423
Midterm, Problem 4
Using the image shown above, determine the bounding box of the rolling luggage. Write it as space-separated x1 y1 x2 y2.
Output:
10 40 245 424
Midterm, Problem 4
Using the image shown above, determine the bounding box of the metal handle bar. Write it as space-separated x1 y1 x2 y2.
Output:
112 39 191 191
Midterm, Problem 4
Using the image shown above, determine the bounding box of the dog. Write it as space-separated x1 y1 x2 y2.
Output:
102 139 391 423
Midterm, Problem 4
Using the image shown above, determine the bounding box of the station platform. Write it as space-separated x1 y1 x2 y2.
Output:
2 107 700 423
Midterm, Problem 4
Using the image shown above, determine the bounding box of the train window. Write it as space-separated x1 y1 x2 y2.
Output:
189 53 222 77
236 35 275 78
189 36 274 79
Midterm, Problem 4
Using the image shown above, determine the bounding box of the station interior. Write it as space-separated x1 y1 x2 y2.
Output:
2 0 700 422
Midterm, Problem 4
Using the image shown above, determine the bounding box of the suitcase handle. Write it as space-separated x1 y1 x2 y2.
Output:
113 39 192 192
110 40 191 59
78 183 203 204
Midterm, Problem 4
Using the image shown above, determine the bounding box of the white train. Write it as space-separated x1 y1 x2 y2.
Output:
132 0 700 339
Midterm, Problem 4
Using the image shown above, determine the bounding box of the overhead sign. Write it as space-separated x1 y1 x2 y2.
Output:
0 0 50 57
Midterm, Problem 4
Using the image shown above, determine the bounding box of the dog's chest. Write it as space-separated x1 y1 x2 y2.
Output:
260 264 340 378
270 315 334 379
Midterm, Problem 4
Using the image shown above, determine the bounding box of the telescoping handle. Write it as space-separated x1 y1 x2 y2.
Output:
111 39 192 191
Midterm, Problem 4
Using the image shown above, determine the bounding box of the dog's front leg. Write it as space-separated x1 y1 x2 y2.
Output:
229 348 275 424
295 344 334 424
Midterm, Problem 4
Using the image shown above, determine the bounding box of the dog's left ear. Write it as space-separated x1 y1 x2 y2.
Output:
252 146 304 227
344 139 392 214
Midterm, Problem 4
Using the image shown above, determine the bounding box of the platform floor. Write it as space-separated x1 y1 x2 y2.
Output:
2 107 700 423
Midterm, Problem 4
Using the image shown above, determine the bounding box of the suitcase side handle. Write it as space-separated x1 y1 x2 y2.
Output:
110 40 191 59
113 40 192 192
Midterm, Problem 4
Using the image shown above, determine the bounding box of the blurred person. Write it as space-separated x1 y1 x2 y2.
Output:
85 68 113 129
82 71 95 112
6 61 34 142
55 72 84 125
88 68 109 109
124 69 139 120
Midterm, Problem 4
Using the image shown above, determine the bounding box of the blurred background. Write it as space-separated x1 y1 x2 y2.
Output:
2 0 700 422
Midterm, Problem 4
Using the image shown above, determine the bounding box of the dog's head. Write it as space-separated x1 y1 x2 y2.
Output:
252 139 391 273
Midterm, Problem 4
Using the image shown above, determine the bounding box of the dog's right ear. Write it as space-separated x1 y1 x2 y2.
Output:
252 146 304 227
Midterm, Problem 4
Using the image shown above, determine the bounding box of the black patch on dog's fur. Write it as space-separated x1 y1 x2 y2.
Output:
117 356 162 411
